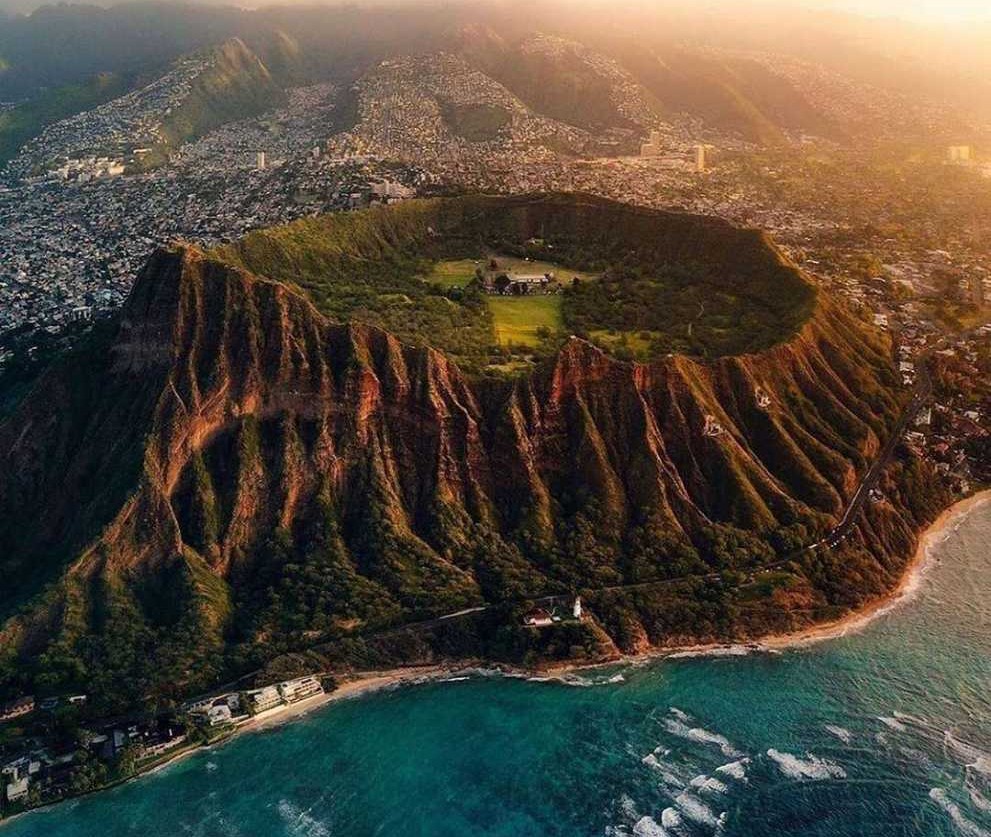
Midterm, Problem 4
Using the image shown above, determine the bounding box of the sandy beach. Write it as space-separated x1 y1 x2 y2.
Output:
758 488 991 650
241 665 458 735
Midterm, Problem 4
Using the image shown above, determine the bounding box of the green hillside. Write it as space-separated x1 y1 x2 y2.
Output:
160 38 285 150
0 72 132 166
216 194 817 373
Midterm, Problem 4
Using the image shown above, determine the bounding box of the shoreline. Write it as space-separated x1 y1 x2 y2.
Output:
509 488 991 673
755 488 991 650
3 490 988 827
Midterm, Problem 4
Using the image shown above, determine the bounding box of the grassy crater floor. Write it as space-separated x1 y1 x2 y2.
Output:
214 193 818 374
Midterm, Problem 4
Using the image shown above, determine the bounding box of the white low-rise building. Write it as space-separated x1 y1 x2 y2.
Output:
277 676 324 704
245 685 283 714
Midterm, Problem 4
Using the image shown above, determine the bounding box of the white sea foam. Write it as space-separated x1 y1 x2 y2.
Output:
276 800 331 837
558 672 627 687
766 749 847 780
663 719 743 758
825 725 853 744
205 761 219 773
878 716 907 732
968 786 991 813
618 794 639 822
946 733 991 775
674 792 723 829
930 788 991 837
668 645 752 660
632 816 671 837
894 711 929 726
641 754 686 788
660 808 682 829
669 707 691 723
690 774 729 795
715 759 750 781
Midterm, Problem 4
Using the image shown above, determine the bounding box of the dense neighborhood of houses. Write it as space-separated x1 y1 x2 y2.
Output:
1 675 329 813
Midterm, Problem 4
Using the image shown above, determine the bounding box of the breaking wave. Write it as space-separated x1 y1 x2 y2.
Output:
690 774 729 795
662 717 743 758
276 800 331 837
674 791 724 829
715 759 750 781
946 734 991 775
766 749 847 781
642 753 687 789
825 725 853 744
929 788 991 837
632 816 671 837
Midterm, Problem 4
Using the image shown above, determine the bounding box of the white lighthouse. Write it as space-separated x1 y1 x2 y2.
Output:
573 596 583 620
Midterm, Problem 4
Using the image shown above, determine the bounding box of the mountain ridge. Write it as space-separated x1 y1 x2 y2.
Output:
0 195 944 710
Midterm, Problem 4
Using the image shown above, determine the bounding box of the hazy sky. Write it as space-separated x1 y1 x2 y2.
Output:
1 0 990 23
810 0 991 23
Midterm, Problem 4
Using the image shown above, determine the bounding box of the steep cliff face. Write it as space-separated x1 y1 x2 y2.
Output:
0 197 939 708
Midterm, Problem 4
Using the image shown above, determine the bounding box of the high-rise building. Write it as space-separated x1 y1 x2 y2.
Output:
256 151 267 171
640 130 665 158
695 144 707 173
947 145 973 164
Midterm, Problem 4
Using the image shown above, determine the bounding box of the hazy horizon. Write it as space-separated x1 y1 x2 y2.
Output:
1 0 990 25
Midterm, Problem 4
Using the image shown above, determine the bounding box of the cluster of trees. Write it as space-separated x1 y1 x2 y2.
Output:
562 262 799 359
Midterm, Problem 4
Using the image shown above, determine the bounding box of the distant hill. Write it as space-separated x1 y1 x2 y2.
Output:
612 45 845 145
0 1 983 161
458 25 838 144
462 29 650 133
158 38 284 149
0 3 242 100
0 71 132 166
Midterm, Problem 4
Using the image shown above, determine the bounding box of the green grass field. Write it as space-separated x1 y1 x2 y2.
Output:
423 259 483 288
488 296 564 348
588 329 661 360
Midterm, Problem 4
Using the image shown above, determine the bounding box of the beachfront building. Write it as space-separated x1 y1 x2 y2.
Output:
140 732 188 760
185 692 241 716
191 704 233 727
245 686 283 714
2 754 41 803
277 676 324 704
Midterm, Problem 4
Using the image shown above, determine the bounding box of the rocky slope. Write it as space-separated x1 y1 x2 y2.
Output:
0 196 945 709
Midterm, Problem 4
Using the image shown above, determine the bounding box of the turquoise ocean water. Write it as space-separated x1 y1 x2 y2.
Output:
6 497 991 837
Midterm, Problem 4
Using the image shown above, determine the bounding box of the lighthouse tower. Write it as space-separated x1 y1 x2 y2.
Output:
573 597 583 620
